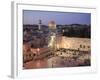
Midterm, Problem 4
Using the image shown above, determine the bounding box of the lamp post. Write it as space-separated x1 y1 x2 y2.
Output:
37 48 40 56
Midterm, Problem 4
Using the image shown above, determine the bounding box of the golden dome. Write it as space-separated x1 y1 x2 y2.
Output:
48 21 56 29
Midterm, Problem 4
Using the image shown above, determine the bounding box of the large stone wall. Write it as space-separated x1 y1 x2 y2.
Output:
56 36 90 51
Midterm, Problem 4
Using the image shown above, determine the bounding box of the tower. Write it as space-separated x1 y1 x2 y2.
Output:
38 20 42 30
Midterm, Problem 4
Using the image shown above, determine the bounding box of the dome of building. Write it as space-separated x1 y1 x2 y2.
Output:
48 21 56 29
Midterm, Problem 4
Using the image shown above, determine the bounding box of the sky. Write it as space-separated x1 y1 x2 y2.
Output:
23 10 91 25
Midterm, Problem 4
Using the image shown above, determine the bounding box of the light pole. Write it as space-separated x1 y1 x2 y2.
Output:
37 48 40 56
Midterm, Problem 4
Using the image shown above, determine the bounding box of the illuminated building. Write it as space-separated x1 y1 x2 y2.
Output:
48 21 56 30
48 21 57 50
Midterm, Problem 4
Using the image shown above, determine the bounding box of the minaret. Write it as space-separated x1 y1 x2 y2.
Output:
38 20 42 30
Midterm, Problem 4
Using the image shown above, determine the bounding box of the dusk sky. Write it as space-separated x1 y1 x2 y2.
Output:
23 10 91 25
